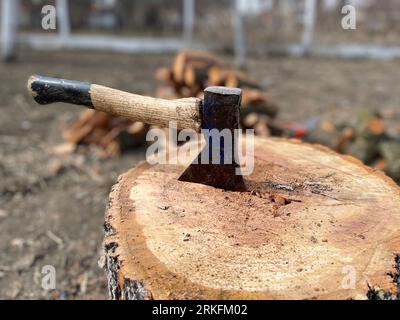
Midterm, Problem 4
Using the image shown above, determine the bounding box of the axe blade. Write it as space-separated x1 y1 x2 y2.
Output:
178 86 245 190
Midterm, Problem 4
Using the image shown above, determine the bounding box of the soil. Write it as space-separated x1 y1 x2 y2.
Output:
1 50 400 299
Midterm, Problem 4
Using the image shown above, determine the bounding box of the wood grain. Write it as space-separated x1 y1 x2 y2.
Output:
103 136 400 299
90 84 202 131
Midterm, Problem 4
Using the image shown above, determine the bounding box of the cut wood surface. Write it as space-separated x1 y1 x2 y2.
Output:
103 136 400 299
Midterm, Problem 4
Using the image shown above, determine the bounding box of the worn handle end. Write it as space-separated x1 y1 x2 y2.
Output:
27 75 93 107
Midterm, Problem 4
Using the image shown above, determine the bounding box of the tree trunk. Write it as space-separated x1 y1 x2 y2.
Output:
103 136 400 299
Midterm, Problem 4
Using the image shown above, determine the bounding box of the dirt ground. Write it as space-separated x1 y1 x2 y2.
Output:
1 50 400 299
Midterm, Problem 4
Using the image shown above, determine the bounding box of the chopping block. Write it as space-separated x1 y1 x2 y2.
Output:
103 136 400 300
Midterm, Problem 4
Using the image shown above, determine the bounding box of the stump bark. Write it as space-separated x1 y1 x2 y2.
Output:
103 136 400 299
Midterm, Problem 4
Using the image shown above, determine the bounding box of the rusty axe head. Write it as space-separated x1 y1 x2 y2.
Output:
178 86 245 190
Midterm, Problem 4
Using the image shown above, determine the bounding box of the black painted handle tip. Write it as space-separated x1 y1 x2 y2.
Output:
27 75 93 107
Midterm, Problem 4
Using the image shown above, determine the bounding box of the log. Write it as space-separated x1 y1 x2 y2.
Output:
63 110 149 156
379 141 400 183
154 67 174 83
208 67 261 89
225 70 261 90
155 84 180 100
306 120 342 151
208 66 231 86
99 121 149 154
172 50 223 84
253 114 271 137
242 112 271 137
63 109 109 144
103 136 400 300
241 88 269 106
183 63 210 88
155 68 183 95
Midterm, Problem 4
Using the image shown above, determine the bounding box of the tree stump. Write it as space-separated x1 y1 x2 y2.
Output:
103 136 400 300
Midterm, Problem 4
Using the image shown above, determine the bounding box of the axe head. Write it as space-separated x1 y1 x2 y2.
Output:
178 86 245 191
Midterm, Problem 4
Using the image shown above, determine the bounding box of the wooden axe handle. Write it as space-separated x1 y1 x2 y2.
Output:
27 75 202 131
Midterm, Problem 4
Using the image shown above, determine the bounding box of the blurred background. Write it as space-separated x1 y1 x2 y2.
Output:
1 0 400 299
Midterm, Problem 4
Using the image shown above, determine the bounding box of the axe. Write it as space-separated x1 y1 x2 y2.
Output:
27 75 245 190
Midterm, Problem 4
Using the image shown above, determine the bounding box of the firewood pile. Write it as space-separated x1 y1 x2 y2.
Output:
305 109 400 183
155 50 279 136
63 109 149 157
